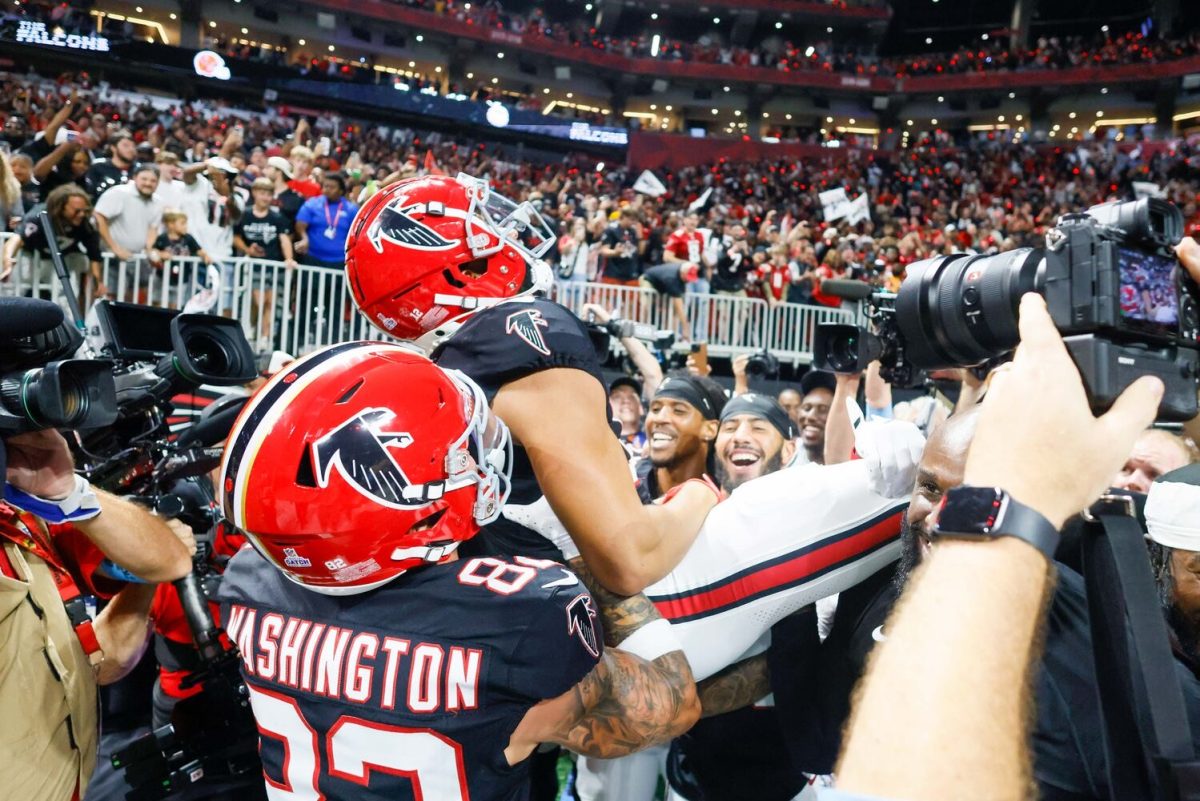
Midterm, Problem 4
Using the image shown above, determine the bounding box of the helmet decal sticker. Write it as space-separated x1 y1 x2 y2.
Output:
313 407 424 507
368 201 458 253
505 308 551 356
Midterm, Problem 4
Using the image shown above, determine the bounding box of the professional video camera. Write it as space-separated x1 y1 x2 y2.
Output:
814 198 1200 420
0 298 116 435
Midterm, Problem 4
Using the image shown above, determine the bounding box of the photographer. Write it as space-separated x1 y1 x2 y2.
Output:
1 428 193 801
833 295 1172 801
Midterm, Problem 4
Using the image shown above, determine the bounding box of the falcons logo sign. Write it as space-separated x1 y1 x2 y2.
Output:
367 200 457 253
313 408 422 508
505 309 551 356
566 594 601 658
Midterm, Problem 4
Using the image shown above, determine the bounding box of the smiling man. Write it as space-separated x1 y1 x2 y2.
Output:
713 393 797 494
637 373 727 503
796 370 836 465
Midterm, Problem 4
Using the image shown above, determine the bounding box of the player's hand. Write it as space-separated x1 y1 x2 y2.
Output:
964 294 1162 528
849 400 925 499
4 429 77 499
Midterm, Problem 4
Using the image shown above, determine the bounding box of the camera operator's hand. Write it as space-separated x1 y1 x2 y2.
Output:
4 429 77 499
580 303 612 325
164 517 197 558
1177 238 1200 286
964 294 1163 528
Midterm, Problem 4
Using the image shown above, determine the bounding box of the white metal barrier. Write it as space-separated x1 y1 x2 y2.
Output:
0 234 858 365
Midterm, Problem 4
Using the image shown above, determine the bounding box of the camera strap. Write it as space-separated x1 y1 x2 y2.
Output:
1083 510 1200 801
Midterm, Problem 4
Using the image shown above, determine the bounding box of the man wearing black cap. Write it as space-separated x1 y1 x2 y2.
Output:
714 393 796 494
638 373 727 503
796 370 836 465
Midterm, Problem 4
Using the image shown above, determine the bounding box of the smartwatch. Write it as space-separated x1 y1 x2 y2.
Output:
932 486 1060 561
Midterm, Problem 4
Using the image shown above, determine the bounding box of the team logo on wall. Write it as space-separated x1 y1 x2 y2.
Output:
505 309 551 355
312 408 422 508
368 199 458 253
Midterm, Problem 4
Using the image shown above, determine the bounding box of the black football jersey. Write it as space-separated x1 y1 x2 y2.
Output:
217 546 603 801
433 298 605 561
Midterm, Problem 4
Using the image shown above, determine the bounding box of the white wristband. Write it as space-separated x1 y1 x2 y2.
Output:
618 618 680 662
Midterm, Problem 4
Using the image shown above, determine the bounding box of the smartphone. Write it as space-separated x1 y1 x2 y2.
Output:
689 343 708 376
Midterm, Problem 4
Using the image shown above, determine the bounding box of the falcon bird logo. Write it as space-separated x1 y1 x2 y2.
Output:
566 594 601 658
368 201 457 253
312 408 420 508
505 309 551 356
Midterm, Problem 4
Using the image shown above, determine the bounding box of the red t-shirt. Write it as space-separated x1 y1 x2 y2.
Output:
810 264 844 308
758 262 791 301
665 228 705 264
0 503 121 599
288 177 321 199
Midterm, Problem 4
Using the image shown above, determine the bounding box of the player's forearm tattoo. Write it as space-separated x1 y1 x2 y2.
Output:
696 654 771 718
568 556 662 647
560 649 697 758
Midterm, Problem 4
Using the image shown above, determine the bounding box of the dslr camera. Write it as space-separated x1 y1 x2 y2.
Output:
745 347 780 379
814 198 1200 420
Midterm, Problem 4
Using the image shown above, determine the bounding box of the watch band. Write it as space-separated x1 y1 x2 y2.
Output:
933 486 1061 561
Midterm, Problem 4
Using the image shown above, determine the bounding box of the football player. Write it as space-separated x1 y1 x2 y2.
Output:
345 174 719 596
344 175 923 681
217 343 700 800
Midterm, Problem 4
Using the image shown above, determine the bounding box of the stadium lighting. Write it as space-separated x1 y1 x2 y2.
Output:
827 27 833 34
209 21 216 28
1009 92 1016 99
1096 110 1104 117
713 17 721 24
298 38 306 45
931 118 938 125
544 88 550 93
1101 87 1109 94
650 104 657 110
763 112 769 118
169 12 176 19
826 116 833 122
723 86 731 92
711 108 719 115
492 77 499 84
466 72 473 78
775 22 782 29
651 34 661 57
804 46 815 57
135 5 142 11
906 119 914 126
585 3 592 9
328 45 335 52
734 110 741 116
1069 111 1077 119
925 37 933 45
566 92 573 98
409 61 416 67
435 66 442 73
1015 114 1023 121
937 96 944 102
665 105 672 111
1101 24 1109 33
596 162 605 172
497 52 504 59
416 35 423 42
785 113 793 120
651 12 658 19
981 33 988 40
241 27 248 34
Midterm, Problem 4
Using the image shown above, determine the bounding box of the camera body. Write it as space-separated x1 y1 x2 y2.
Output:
814 198 1200 420
745 348 780 379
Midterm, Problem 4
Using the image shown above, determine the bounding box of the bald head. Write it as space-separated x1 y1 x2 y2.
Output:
907 407 980 537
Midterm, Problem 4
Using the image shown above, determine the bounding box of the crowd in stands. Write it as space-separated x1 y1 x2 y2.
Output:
0 70 1197 326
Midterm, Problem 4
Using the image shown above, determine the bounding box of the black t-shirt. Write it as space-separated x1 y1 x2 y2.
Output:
17 203 102 262
16 135 52 163
17 179 40 212
640 262 687 297
600 223 641 281
433 298 605 561
218 545 602 801
711 238 754 293
152 231 203 258
235 208 290 261
272 188 305 230
84 158 132 199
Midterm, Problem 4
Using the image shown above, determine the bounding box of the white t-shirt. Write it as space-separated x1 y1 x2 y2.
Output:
94 183 163 255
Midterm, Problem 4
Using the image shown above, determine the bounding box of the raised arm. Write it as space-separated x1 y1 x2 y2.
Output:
493 368 718 596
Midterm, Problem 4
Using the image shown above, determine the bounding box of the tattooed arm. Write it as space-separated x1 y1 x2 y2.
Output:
505 562 700 763
697 654 771 718
506 647 699 763
568 555 660 647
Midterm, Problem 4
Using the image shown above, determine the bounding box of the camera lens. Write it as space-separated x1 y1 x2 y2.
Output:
184 331 233 376
1 365 91 427
894 248 1044 368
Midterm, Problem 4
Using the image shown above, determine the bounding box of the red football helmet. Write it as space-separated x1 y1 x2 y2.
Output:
219 342 512 595
345 173 556 351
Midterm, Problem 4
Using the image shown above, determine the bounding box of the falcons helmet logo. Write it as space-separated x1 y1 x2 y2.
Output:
505 309 551 356
566 594 601 658
313 408 422 508
367 200 458 253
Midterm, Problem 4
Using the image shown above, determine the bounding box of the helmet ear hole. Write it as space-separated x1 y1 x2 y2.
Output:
459 257 489 278
296 444 318 488
408 507 447 534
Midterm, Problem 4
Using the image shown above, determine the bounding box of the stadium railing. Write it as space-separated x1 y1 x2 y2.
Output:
0 234 858 366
